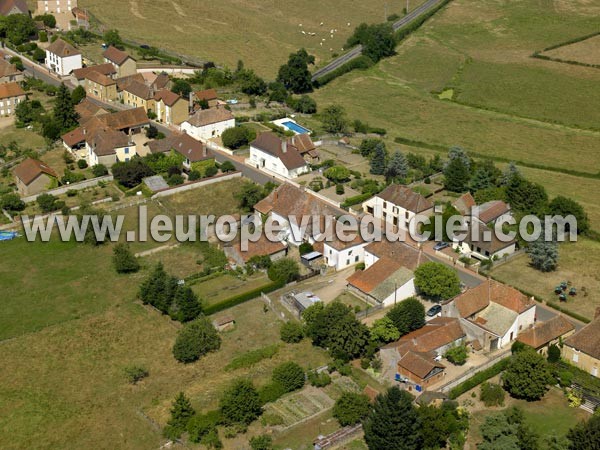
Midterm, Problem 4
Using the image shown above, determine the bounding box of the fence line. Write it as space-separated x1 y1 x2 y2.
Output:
438 349 512 393
150 172 241 199
20 175 114 203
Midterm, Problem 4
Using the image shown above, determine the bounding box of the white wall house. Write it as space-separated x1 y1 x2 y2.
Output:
180 107 235 141
247 132 310 179
363 184 433 232
452 224 516 261
323 239 368 271
45 38 82 76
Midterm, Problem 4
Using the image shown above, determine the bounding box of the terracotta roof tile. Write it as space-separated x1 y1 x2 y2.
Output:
398 351 445 379
232 234 286 263
185 106 234 127
75 98 107 119
474 200 511 224
364 240 426 271
154 89 181 107
377 184 433 213
564 317 600 360
85 70 116 86
0 81 24 99
0 0 28 15
46 38 80 58
0 58 19 78
194 89 218 102
251 132 308 171
13 158 57 185
387 317 465 354
102 46 134 65
72 63 116 80
517 315 574 349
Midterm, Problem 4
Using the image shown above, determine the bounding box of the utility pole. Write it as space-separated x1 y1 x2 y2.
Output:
406 0 410 13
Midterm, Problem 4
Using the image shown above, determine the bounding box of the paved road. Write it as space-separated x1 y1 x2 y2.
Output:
212 151 275 185
311 0 446 81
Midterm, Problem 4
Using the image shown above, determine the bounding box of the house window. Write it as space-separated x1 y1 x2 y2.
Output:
392 206 398 214
346 259 350 266
572 353 579 363
124 147 129 154
355 255 359 262
383 201 387 210
349 250 353 256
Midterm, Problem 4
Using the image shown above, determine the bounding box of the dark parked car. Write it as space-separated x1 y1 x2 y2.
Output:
426 304 442 317
433 241 450 251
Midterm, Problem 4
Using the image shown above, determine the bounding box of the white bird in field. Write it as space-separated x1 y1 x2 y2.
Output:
330 29 334 34
334 29 338 32
302 30 306 34
299 24 302 27
322 38 326 41
329 48 333 51
320 22 324 26
320 42 323 46
341 47 344 51
347 22 351 26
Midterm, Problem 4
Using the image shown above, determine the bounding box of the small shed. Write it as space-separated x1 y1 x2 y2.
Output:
300 251 322 267
291 291 321 314
213 315 235 331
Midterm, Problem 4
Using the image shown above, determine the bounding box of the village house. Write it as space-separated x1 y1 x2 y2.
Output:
37 0 75 14
45 38 82 76
362 184 433 232
442 279 536 351
0 0 28 16
452 223 517 260
102 46 137 78
0 58 24 84
225 234 288 267
84 70 117 102
0 82 25 116
247 132 310 179
471 200 512 225
120 78 156 113
322 233 368 271
192 88 220 109
517 315 575 356
254 183 346 247
347 240 428 307
86 127 136 167
61 107 148 163
74 98 107 120
562 310 600 378
288 133 319 164
180 106 235 141
72 63 116 86
154 89 188 126
380 317 466 387
13 158 58 196
147 132 212 170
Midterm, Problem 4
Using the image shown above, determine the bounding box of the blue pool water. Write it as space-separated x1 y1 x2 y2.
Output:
0 231 18 241
282 121 311 134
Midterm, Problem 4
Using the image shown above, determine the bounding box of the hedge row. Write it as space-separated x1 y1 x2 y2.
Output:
314 55 374 86
531 53 600 70
184 270 225 285
394 136 600 180
545 301 591 324
204 280 285 315
341 192 374 208
448 358 509 399
394 0 452 41
539 31 600 52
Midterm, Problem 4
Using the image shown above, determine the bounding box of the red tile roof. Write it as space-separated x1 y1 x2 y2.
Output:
0 0 28 16
364 240 425 271
13 158 57 185
232 234 286 263
398 351 445 380
475 200 511 224
517 315 574 349
72 63 116 81
102 46 134 65
251 132 307 171
154 89 181 107
84 70 116 86
564 317 600 360
377 184 433 213
347 257 404 294
453 192 476 216
194 89 218 102
0 58 19 78
451 279 535 318
0 81 24 99
46 38 80 58
387 317 466 354
185 106 234 127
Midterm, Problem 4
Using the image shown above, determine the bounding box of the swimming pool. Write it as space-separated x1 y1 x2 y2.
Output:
0 231 18 241
281 120 311 135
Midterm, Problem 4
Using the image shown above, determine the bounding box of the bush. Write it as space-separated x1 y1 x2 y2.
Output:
222 126 255 149
558 369 573 388
299 242 314 255
336 183 345 195
480 382 505 407
187 410 222 444
449 359 509 399
280 321 303 343
220 160 236 172
272 362 305 393
167 173 184 186
315 55 374 87
92 164 108 177
307 369 331 387
445 344 468 366
267 258 300 283
36 193 59 213
258 381 287 404
124 365 149 384
547 344 561 363
220 379 262 425
205 165 218 177
172 317 221 363
333 392 371 426
225 345 279 371
77 159 88 169
203 280 285 315
66 189 77 197
0 193 25 213
112 243 140 274
250 435 272 450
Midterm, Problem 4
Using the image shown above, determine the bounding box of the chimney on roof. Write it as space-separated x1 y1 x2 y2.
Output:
282 140 287 153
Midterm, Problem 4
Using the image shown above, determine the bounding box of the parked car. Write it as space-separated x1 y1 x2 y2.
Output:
426 304 442 317
433 241 450 251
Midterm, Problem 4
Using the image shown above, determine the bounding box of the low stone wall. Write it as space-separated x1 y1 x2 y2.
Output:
21 175 114 203
150 172 241 199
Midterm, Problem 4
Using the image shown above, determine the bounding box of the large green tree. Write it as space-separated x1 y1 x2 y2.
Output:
320 104 348 134
567 413 600 450
385 297 425 336
444 155 471 192
385 151 409 182
369 316 400 344
220 379 262 425
271 362 305 393
172 316 221 363
169 286 203 323
548 196 589 235
53 83 78 132
369 141 387 175
112 243 140 274
505 175 548 214
418 401 469 450
363 387 422 450
333 392 370 426
277 48 314 94
503 349 553 401
2 14 36 45
347 23 396 62
414 262 461 301
164 392 196 439
139 263 179 314
526 233 558 272
267 258 300 283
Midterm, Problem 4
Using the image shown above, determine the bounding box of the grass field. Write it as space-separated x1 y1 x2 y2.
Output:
543 34 600 66
191 272 271 306
467 387 589 448
81 0 425 77
492 238 600 320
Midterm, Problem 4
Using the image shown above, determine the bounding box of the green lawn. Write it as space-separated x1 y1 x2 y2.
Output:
492 238 600 320
191 273 271 306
